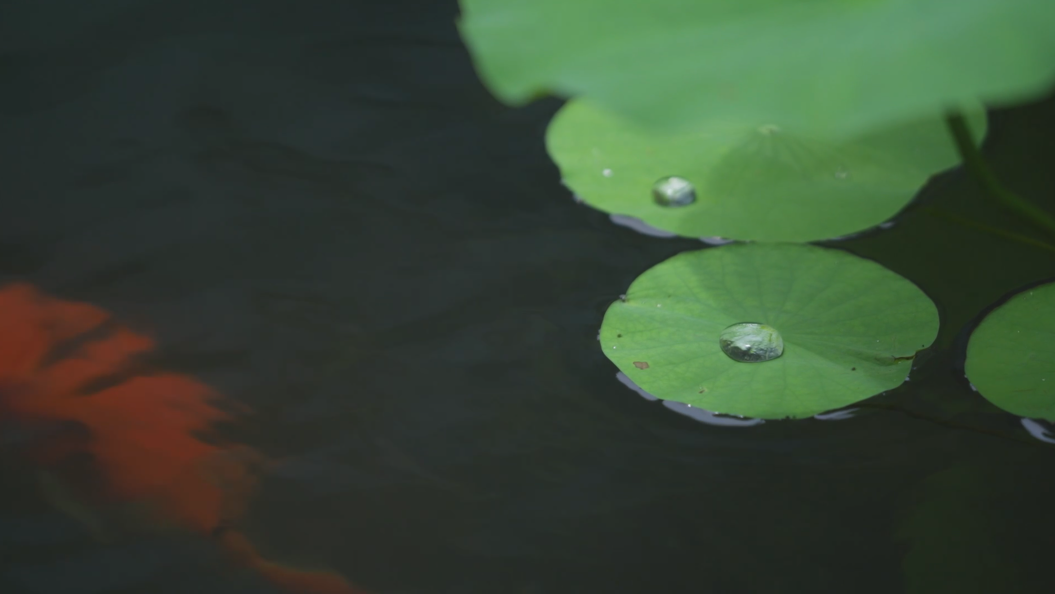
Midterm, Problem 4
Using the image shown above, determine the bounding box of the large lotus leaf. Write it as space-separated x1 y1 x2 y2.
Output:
458 0 1054 138
599 243 939 419
548 99 985 242
965 282 1055 421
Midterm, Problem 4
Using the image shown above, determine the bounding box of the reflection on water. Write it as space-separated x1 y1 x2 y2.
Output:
616 372 765 427
0 283 367 593
813 409 859 421
661 401 767 427
608 214 678 238
615 371 658 401
1021 418 1055 444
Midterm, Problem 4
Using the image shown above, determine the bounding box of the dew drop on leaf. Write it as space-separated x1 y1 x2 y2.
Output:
719 322 784 363
651 175 696 207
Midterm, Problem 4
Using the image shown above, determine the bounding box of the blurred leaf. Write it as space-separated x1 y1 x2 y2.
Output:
459 0 1054 137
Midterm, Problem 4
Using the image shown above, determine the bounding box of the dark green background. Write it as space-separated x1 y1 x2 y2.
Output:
1 1 1053 592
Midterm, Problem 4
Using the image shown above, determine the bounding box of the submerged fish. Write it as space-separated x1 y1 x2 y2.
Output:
0 282 368 594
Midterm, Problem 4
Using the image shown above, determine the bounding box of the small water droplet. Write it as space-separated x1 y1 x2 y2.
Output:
834 167 850 180
719 323 784 363
651 176 696 207
602 168 613 177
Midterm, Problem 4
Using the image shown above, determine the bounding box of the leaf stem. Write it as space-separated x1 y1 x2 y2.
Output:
921 206 1055 254
945 111 1055 242
856 401 1044 447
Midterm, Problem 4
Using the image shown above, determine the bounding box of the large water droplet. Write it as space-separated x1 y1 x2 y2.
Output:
652 176 696 207
719 323 784 363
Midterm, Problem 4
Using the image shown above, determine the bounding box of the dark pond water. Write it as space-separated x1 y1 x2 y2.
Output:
2 2 1054 593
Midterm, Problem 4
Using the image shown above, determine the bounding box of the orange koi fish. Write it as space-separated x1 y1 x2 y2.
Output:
0 282 367 594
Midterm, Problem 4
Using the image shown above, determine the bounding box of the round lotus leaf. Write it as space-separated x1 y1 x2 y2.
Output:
965 282 1055 421
600 243 939 419
459 0 1054 138
548 99 986 242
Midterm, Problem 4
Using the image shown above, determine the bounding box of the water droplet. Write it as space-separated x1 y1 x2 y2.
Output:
834 167 850 180
719 323 784 363
651 176 696 207
602 168 613 177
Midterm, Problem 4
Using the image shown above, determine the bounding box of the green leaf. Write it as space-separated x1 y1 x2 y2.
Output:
458 0 1054 138
965 282 1055 421
548 99 985 242
599 243 939 418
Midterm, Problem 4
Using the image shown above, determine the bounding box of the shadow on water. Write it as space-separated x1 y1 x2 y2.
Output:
1 1 1054 593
